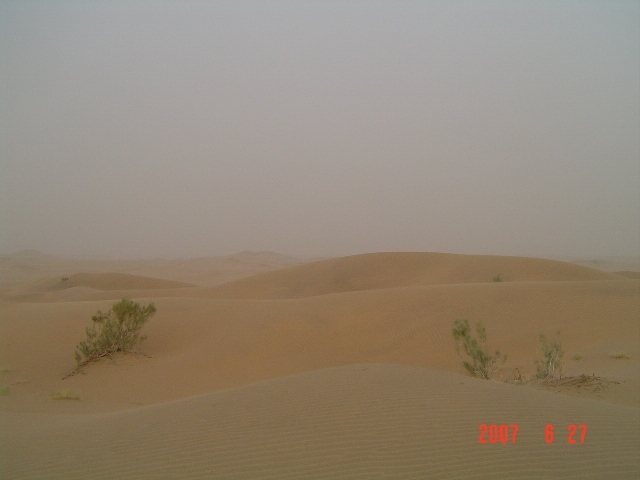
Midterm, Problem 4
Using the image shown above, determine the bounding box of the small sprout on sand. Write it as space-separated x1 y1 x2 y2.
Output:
51 390 81 400
0 386 10 395
572 354 583 361
609 353 630 360
492 274 502 282
452 319 506 380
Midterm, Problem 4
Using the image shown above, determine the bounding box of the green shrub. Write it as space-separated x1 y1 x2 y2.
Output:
0 385 9 395
74 298 156 367
452 319 506 380
535 331 564 379
492 274 502 282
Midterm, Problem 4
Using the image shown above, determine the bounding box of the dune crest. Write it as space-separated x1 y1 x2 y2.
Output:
199 251 624 299
0 250 306 289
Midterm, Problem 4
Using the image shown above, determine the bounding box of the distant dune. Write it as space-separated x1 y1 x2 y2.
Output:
615 271 640 279
31 272 191 292
567 256 640 273
0 250 306 289
0 251 638 478
1 272 195 303
198 251 624 299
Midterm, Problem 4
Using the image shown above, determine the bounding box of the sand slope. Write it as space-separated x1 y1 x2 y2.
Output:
0 252 638 478
1 279 637 407
2 364 638 479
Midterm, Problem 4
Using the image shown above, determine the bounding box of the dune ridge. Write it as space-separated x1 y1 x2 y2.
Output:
0 250 306 289
1 272 195 303
197 252 625 299
615 271 640 279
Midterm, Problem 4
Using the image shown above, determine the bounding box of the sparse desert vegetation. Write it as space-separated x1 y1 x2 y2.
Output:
51 390 81 400
452 319 506 379
534 331 564 379
73 298 156 370
1 250 638 479
609 352 630 360
0 386 10 395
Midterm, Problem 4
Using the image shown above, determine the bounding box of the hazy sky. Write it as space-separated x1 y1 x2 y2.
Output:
1 1 639 259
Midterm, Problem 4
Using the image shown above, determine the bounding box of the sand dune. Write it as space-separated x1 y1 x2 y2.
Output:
58 272 193 290
2 364 638 479
1 278 637 407
0 249 306 289
567 256 640 274
615 271 640 279
18 271 193 293
0 252 638 478
197 252 623 299
1 272 196 303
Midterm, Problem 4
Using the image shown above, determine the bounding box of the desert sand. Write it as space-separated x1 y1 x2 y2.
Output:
1 251 638 479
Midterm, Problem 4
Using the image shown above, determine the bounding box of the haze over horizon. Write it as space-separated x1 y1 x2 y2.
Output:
2 1 639 260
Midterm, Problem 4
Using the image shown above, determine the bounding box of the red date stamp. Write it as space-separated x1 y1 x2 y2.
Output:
479 424 587 444
479 424 519 443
